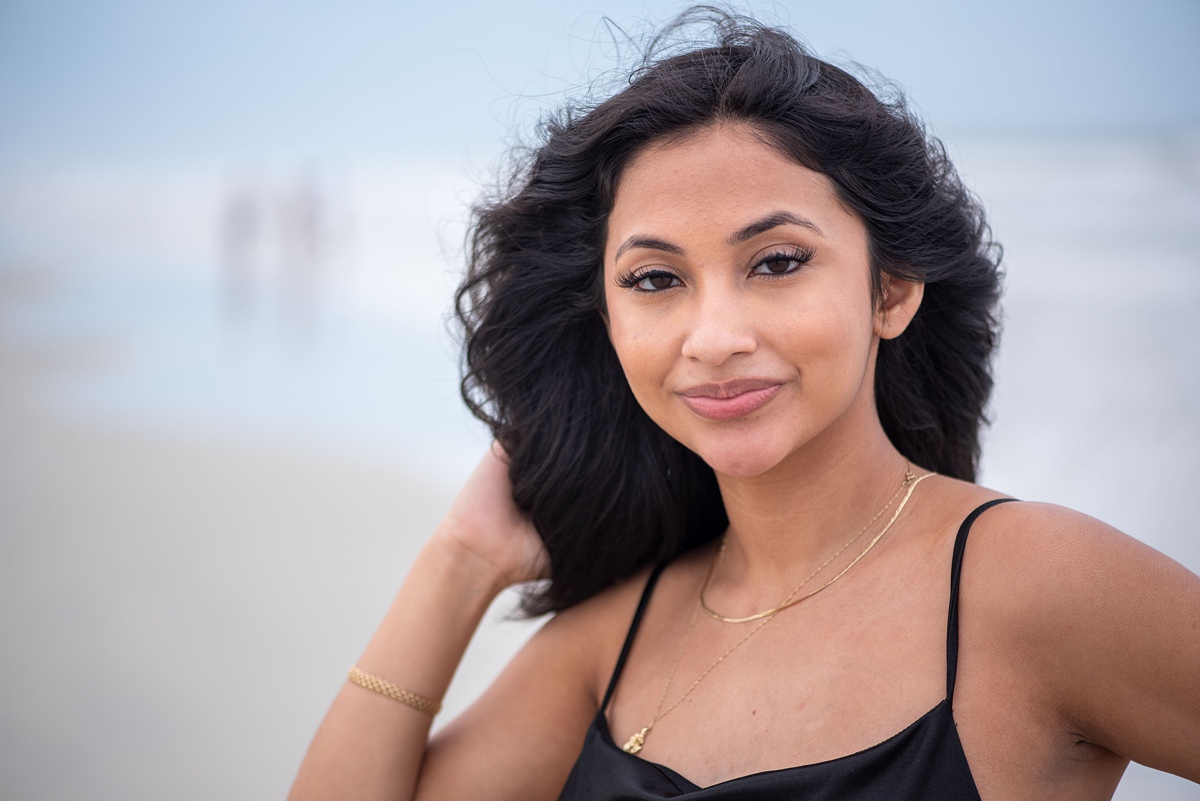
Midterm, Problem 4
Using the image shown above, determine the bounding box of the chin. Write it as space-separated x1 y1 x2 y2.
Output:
687 435 793 480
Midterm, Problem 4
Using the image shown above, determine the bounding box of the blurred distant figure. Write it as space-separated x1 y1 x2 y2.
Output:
220 183 261 329
278 172 327 340
219 169 347 345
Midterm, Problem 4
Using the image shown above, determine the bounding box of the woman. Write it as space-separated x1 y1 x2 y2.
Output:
290 11 1200 799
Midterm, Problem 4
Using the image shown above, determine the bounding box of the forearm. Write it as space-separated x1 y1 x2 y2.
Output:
288 534 506 801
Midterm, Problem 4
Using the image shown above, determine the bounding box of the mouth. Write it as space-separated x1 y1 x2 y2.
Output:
678 378 783 420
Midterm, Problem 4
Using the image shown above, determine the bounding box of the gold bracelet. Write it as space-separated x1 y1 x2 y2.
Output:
347 666 442 716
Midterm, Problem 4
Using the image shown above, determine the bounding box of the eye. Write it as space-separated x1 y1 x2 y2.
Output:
616 269 682 292
750 247 814 277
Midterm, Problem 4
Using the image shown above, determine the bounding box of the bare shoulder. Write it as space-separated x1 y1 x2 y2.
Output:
958 499 1199 623
534 562 663 699
958 498 1200 780
418 564 665 800
539 543 716 674
449 561 664 734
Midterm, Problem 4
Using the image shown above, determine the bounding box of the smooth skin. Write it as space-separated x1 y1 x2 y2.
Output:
289 124 1200 800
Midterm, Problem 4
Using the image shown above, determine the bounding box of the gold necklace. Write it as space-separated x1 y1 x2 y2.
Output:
701 467 925 624
621 468 935 755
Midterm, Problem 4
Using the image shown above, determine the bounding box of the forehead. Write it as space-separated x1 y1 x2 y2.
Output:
607 123 859 250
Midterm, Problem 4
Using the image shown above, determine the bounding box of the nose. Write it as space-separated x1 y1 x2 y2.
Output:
679 288 758 366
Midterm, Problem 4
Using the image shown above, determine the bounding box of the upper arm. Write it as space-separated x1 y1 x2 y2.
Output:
414 578 642 801
979 502 1200 781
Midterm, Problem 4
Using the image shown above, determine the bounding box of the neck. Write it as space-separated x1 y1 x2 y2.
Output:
710 416 914 605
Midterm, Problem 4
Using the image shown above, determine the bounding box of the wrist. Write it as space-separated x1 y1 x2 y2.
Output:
421 529 514 602
354 529 508 708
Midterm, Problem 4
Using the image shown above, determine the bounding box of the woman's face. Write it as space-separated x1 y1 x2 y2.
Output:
602 123 916 479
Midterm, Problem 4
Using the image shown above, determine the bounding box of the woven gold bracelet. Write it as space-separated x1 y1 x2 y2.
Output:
348 666 442 716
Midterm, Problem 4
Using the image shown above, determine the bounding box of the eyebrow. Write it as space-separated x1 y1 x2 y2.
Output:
728 211 824 245
612 211 824 263
613 236 685 263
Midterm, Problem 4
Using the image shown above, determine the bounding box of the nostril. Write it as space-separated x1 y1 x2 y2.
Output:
681 319 758 365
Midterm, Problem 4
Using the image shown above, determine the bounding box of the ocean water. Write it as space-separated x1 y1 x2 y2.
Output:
1 136 1198 798
0 160 492 482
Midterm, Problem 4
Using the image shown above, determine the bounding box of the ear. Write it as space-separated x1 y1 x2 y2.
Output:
874 274 924 340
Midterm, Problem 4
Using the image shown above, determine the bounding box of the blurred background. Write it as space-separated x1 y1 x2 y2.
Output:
1 1 1197 798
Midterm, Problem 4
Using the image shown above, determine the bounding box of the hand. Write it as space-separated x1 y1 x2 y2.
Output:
431 443 549 592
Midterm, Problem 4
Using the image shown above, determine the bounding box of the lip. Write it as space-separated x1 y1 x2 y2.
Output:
678 378 783 421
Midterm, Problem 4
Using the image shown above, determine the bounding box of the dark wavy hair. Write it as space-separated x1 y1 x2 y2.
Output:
455 8 1003 615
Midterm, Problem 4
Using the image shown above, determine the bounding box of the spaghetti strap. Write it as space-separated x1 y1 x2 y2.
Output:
946 498 1018 700
561 510 1002 800
600 561 669 714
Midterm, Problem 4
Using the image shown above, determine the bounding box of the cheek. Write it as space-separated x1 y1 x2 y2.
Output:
607 314 688 433
609 319 664 392
761 291 870 362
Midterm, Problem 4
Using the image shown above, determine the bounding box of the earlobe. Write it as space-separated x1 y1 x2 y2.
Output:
875 276 924 340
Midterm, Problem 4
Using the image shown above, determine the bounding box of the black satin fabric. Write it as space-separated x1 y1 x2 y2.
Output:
558 499 1017 800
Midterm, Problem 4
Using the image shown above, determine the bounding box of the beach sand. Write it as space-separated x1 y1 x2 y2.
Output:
0 276 539 799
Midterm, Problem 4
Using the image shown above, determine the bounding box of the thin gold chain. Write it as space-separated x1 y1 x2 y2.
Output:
621 469 936 755
768 471 935 613
701 468 916 624
648 592 701 726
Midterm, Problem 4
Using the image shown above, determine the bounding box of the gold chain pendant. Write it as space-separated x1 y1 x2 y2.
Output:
622 726 650 754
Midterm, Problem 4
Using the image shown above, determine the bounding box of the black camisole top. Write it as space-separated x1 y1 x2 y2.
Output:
558 498 1016 800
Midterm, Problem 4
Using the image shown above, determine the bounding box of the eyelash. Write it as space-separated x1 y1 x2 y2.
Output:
751 246 815 277
615 246 815 292
615 268 678 292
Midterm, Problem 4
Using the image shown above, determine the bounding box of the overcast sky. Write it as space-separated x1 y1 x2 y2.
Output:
1 0 1198 167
